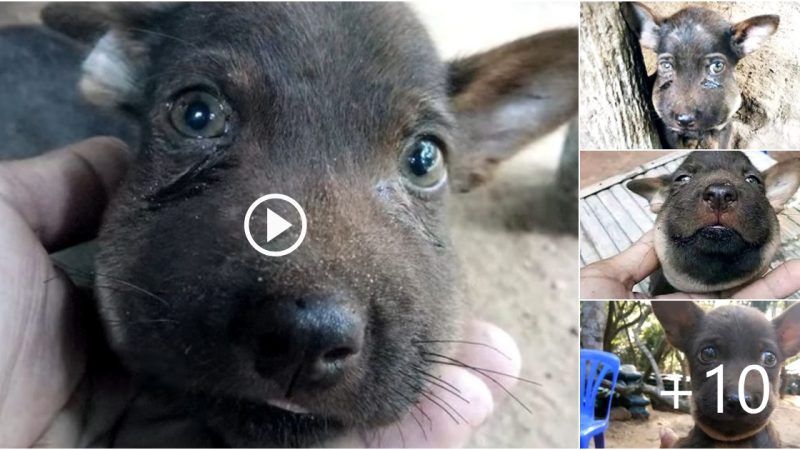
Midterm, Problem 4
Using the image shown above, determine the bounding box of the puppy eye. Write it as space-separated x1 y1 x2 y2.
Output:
169 90 229 138
659 61 673 72
745 175 761 184
401 137 447 189
698 346 717 363
708 61 725 75
675 174 692 183
761 351 777 367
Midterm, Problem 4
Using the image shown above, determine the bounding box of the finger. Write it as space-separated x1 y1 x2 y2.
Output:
0 137 130 251
660 427 679 448
455 320 522 406
605 230 659 287
369 366 493 448
732 260 800 299
581 231 659 298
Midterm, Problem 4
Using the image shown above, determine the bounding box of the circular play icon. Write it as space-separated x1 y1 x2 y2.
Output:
243 193 307 257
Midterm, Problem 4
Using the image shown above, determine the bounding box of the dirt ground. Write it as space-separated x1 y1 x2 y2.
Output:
606 396 800 448
0 3 580 448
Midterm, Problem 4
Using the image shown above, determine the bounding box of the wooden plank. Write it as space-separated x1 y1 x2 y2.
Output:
579 222 600 266
610 184 655 232
579 200 619 260
597 189 644 242
579 151 686 198
585 195 632 254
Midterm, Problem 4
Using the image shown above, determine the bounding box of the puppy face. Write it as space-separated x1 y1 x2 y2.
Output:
628 152 800 292
52 2 578 443
652 302 800 442
621 3 778 135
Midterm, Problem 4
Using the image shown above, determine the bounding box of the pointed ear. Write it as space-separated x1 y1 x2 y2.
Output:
42 3 178 109
651 301 705 353
620 2 661 50
772 302 800 358
731 15 780 57
626 176 671 213
763 159 800 212
447 28 577 192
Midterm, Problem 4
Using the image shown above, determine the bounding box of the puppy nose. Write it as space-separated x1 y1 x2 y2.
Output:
725 393 756 415
244 297 365 387
675 113 696 127
703 183 737 211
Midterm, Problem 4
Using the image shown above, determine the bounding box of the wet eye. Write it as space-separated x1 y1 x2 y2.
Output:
761 351 777 367
745 175 761 184
659 61 673 71
709 61 725 75
169 90 229 138
401 137 446 189
675 174 692 183
698 346 717 363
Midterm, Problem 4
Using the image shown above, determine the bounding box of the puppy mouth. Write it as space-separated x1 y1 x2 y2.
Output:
696 224 739 240
266 398 312 415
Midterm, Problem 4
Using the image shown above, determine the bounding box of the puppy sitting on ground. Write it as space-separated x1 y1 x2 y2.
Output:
627 152 800 295
35 2 578 447
652 301 800 447
621 3 779 149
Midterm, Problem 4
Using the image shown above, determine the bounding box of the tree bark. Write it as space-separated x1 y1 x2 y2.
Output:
578 2 660 149
581 301 606 350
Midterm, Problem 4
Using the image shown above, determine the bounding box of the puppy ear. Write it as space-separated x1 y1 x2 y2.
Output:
731 15 780 57
620 2 661 50
626 176 671 213
651 301 705 353
42 3 178 109
447 28 577 192
762 159 800 212
773 302 800 358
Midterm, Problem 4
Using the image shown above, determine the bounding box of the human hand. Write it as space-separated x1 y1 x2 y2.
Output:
580 231 800 299
0 137 130 446
331 320 522 447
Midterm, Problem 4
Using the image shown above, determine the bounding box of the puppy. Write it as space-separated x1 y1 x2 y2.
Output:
652 301 800 447
36 3 578 446
628 152 800 295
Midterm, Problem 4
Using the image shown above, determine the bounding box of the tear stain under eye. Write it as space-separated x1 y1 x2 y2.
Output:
702 78 721 89
659 80 673 91
145 148 236 207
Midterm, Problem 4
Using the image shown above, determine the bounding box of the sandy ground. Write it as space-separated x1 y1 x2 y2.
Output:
414 4 580 446
605 396 800 448
0 3 580 448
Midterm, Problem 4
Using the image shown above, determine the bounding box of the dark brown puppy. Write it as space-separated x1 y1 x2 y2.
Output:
42 3 578 447
628 152 800 296
652 301 800 447
621 3 779 149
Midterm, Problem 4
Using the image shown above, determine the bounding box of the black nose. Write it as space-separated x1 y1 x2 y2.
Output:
725 393 757 415
238 296 365 388
675 113 696 128
703 183 737 211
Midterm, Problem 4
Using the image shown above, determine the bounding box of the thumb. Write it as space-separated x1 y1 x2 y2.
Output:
0 137 130 251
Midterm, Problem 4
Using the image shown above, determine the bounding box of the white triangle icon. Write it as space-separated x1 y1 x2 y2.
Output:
266 208 292 242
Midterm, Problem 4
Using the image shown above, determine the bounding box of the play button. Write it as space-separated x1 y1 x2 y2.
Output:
266 209 292 242
244 193 307 257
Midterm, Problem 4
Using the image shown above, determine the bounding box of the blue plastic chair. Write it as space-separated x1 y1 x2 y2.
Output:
580 349 621 448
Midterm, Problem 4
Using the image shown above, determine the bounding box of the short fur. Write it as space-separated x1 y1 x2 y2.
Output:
37 2 577 446
652 301 800 447
627 152 800 295
621 3 779 149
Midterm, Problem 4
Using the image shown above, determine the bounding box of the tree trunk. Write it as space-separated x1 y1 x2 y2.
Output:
581 301 606 350
578 2 661 149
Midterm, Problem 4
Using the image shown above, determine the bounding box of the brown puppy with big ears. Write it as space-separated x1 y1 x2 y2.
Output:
652 301 800 447
628 152 800 296
38 2 578 447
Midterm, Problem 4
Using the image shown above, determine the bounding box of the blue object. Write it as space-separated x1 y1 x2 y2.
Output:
580 349 621 448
